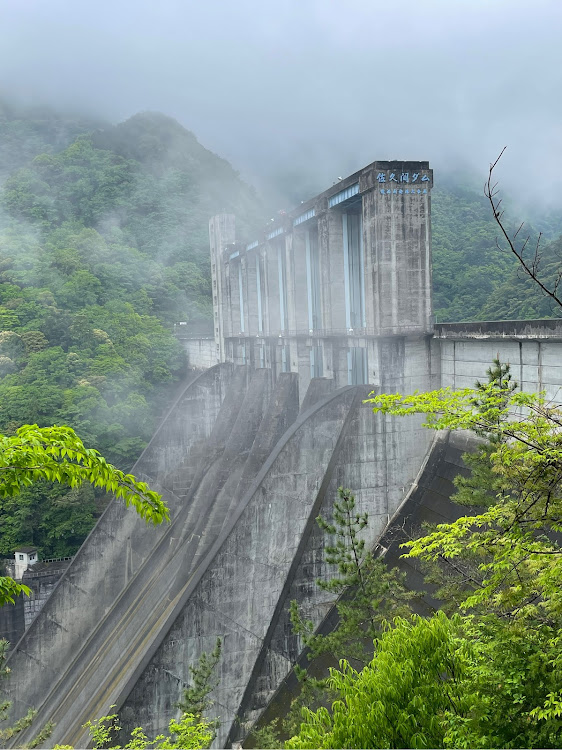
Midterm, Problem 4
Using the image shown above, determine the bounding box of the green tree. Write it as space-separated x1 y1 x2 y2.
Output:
254 490 413 745
0 423 168 606
287 612 464 750
0 482 98 559
79 709 213 750
287 610 562 749
367 378 562 620
177 637 222 745
291 488 413 668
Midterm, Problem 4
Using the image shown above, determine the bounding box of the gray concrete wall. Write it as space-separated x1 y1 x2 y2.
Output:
0 595 24 652
139 364 232 483
0 560 72 649
180 337 218 370
248 430 480 741
435 320 562 402
118 385 360 748
230 372 435 739
21 563 72 630
362 167 432 336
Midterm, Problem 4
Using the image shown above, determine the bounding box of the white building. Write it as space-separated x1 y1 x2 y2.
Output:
14 546 38 580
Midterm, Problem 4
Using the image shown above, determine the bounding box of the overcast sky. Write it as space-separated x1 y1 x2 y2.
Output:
0 0 561 206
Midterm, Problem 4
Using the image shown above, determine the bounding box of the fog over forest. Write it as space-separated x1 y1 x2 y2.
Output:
1 0 561 208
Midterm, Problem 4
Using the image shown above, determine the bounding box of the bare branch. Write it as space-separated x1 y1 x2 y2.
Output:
485 149 562 311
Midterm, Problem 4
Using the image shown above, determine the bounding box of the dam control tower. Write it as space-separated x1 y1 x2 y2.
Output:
209 160 433 398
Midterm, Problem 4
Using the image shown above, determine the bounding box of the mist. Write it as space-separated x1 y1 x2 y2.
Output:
1 0 561 208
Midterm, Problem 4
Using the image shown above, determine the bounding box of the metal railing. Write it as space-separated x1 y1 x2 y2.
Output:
39 556 73 565
23 565 71 580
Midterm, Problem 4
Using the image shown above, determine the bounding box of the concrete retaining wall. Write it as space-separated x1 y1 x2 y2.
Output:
0 598 24 653
21 563 72 630
180 336 219 370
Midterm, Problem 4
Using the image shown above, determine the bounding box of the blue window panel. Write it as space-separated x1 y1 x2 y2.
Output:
347 347 368 385
293 208 315 226
328 183 360 208
256 258 263 333
238 262 245 334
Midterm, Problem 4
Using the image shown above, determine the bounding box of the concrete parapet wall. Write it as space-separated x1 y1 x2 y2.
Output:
436 327 562 402
435 319 562 340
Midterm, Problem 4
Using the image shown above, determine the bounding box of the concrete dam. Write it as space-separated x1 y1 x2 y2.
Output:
2 160 562 748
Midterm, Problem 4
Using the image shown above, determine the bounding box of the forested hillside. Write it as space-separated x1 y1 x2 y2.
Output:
0 100 103 181
0 102 264 557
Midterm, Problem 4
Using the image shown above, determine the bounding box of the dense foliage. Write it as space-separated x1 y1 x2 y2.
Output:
287 611 562 749
0 100 102 182
0 101 264 558
78 709 213 750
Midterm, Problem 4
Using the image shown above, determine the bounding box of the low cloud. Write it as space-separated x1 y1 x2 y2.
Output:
1 0 560 206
